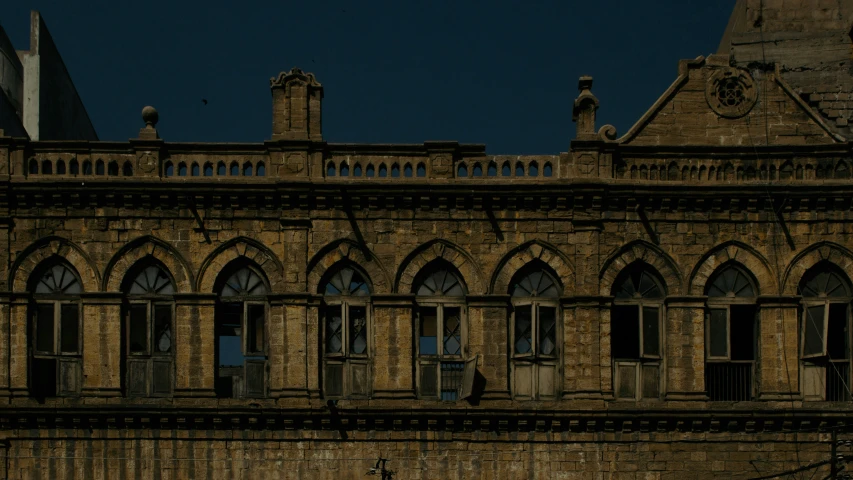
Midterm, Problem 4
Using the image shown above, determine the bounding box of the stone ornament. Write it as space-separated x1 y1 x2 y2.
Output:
705 67 757 118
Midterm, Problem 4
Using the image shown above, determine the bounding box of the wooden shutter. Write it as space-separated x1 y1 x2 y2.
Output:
127 359 149 396
513 362 535 400
151 359 172 395
244 359 266 397
615 361 638 399
802 302 828 359
419 362 438 398
324 363 344 398
58 359 81 396
349 361 370 397
459 355 478 400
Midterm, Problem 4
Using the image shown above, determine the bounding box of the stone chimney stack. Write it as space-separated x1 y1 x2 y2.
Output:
270 68 323 141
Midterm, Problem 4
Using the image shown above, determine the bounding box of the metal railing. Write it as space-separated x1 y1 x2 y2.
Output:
706 362 753 401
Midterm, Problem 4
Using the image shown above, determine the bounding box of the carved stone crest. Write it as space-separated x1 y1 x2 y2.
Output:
705 67 757 119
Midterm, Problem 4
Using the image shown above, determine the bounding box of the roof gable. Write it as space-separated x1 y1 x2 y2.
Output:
616 55 843 146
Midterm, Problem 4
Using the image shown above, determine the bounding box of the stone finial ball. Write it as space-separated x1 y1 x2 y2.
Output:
142 106 159 127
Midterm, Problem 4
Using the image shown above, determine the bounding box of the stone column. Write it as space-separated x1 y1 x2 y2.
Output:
8 298 28 397
174 294 216 397
565 297 609 399
371 295 415 399
469 295 511 401
664 296 708 400
271 295 311 400
81 294 122 397
756 296 800 400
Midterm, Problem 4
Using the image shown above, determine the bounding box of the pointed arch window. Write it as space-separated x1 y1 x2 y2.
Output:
215 264 269 398
510 262 561 400
799 262 852 401
705 264 757 401
321 264 372 399
30 260 83 397
124 264 175 397
414 261 468 401
611 264 664 400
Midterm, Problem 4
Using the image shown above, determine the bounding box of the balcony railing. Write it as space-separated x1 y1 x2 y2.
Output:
706 362 753 401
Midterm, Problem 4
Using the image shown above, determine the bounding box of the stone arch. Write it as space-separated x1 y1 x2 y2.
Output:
491 240 574 295
307 239 392 294
197 237 284 293
103 236 194 292
395 239 485 294
11 236 100 292
781 242 853 295
688 241 777 295
599 240 683 296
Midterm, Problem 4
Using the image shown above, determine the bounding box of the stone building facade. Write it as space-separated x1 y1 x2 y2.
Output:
0 1 853 479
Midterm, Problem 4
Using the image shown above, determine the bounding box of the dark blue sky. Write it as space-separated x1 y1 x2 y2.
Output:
4 1 733 153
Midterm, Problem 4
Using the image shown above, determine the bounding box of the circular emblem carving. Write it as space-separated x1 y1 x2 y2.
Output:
705 67 757 118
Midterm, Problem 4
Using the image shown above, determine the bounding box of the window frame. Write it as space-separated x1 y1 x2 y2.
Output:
30 269 84 398
705 296 757 364
510 300 559 360
415 298 467 400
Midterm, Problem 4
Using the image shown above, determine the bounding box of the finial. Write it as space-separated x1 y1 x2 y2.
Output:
578 76 593 92
142 106 159 128
573 76 600 140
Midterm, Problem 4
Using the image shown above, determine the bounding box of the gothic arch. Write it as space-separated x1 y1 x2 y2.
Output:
197 237 283 293
11 236 100 292
395 239 485 294
688 241 777 295
600 240 683 296
103 236 194 292
782 242 853 295
307 239 392 294
491 240 574 295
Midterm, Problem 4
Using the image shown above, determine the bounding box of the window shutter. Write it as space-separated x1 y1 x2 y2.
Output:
245 304 265 355
802 303 828 359
640 306 660 359
244 359 266 397
349 361 370 397
151 360 173 395
58 359 81 396
324 305 344 356
127 359 149 396
707 309 729 359
128 304 149 355
641 364 660 399
537 306 557 357
615 362 638 399
512 362 534 400
32 358 57 397
59 304 79 354
513 306 535 358
419 363 438 398
459 355 478 400
536 362 557 400
324 363 344 398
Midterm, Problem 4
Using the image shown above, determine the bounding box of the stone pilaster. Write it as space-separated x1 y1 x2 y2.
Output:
371 295 415 399
81 293 122 397
174 294 216 397
664 296 708 401
756 296 800 400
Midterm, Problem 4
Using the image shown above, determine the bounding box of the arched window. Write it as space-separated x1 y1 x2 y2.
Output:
215 263 268 398
96 160 105 175
123 263 175 397
391 164 400 178
230 162 239 176
354 164 363 177
29 159 38 175
502 162 511 176
414 261 467 401
487 162 497 176
457 163 468 178
191 163 200 176
799 262 853 401
164 162 174 177
529 161 538 177
69 159 79 175
416 163 426 177
123 161 133 176
30 260 83 397
42 160 52 175
404 164 413 177
243 162 253 176
256 162 266 176
204 163 214 176
108 161 119 176
611 264 664 400
378 164 387 177
544 163 553 177
472 164 483 177
217 162 226 176
56 160 66 175
705 264 757 401
515 163 524 176
178 163 187 176
327 162 336 177
82 160 92 175
366 165 375 177
510 262 560 400
321 264 372 398
340 163 349 177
